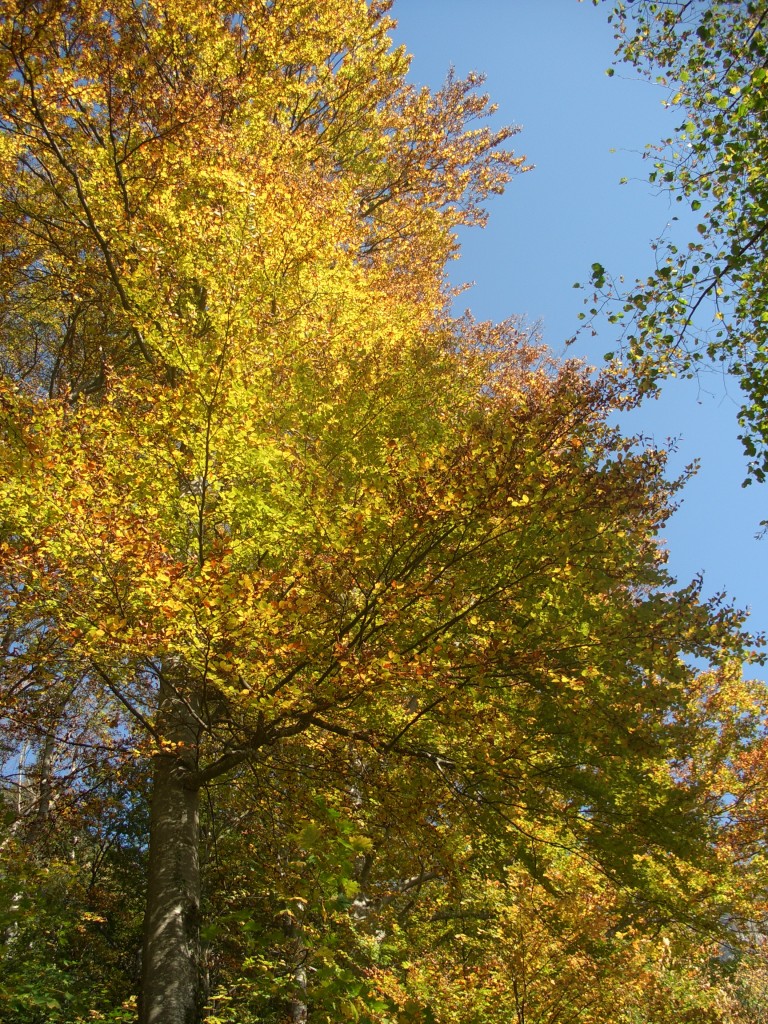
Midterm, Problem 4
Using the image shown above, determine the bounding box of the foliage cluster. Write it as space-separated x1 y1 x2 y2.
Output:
0 2 766 1023
594 0 768 484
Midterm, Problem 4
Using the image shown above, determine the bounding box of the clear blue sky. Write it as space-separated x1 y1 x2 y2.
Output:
391 0 767 660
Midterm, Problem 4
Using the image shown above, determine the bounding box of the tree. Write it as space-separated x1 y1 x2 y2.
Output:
195 664 768 1024
594 0 768 484
0 2 764 1022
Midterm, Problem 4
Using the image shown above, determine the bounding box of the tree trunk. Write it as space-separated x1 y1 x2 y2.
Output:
282 905 308 1024
33 729 55 826
140 674 202 1024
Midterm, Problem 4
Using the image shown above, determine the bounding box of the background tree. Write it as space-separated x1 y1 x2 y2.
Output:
594 0 768 485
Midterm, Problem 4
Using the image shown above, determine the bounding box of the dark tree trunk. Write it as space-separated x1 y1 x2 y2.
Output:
140 673 202 1024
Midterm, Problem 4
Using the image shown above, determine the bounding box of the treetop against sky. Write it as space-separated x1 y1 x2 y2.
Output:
0 3 766 1023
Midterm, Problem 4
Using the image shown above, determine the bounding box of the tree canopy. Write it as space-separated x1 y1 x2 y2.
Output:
0 2 767 1023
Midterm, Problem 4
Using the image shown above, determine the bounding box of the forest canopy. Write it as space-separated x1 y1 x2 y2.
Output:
0 2 767 1023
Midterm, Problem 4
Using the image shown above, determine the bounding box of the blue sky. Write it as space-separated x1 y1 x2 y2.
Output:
391 0 767 657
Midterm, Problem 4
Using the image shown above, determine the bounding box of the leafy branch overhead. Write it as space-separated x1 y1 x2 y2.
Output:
593 0 768 484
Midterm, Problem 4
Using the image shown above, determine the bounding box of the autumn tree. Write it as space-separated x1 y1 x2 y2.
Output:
0 2 765 1023
595 0 768 484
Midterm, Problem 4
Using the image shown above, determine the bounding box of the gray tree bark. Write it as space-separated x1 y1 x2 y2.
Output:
282 904 308 1024
140 672 202 1024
